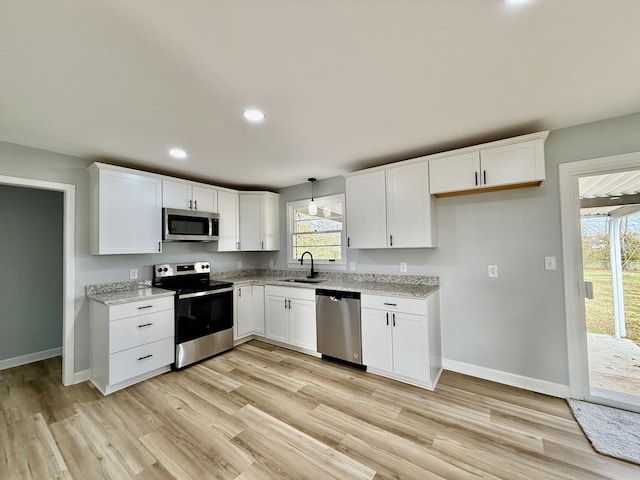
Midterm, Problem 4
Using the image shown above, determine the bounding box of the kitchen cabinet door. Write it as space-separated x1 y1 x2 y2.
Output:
361 308 393 373
265 295 289 344
392 311 429 382
235 286 254 340
89 164 162 255
479 139 545 188
162 180 192 210
263 193 280 251
346 171 387 249
191 185 217 213
239 193 263 251
428 151 480 195
289 298 316 352
252 285 265 335
386 161 436 248
217 190 240 252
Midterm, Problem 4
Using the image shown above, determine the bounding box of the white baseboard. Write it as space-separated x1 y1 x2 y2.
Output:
443 358 570 398
73 369 91 384
0 347 62 371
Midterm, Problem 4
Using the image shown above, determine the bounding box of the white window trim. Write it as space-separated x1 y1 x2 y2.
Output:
286 193 347 269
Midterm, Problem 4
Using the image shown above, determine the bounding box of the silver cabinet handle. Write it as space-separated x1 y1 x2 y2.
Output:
386 312 389 326
288 299 291 309
137 305 153 310
237 241 240 250
383 303 397 307
137 323 153 328
284 298 287 309
483 170 487 185
261 241 264 250
189 199 193 209
238 288 242 298
475 171 478 186
194 199 198 210
392 313 396 327
389 235 393 246
137 354 153 361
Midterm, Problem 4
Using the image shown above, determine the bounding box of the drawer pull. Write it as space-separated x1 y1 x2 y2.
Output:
137 305 153 310
383 303 397 306
137 323 153 328
137 354 153 361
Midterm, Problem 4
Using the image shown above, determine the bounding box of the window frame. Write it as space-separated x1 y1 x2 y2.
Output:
286 193 347 268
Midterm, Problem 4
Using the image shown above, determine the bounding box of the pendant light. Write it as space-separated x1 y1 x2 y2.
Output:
308 178 317 215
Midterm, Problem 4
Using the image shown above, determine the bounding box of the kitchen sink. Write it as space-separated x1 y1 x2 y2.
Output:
281 278 326 284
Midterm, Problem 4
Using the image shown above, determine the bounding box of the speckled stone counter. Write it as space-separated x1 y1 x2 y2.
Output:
211 270 439 299
86 280 174 306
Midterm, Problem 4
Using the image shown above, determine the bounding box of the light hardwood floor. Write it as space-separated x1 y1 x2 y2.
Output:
1 340 639 479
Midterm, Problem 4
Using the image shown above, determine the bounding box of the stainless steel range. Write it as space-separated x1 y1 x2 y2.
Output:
153 261 233 369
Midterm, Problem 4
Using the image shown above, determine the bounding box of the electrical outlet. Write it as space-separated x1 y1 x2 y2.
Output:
349 261 356 271
400 262 407 273
237 261 242 270
488 265 498 278
545 256 557 270
269 260 274 269
129 269 138 280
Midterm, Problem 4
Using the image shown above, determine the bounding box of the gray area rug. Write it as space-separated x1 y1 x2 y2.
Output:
568 399 640 465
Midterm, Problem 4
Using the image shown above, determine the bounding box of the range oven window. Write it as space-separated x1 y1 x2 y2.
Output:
175 290 233 344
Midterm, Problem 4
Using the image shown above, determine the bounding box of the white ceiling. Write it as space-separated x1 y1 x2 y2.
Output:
2 0 640 190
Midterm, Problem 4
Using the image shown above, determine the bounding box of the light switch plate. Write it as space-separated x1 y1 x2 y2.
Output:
349 261 356 271
269 260 274 269
400 262 407 273
129 269 138 280
237 261 242 269
488 265 498 278
545 256 557 270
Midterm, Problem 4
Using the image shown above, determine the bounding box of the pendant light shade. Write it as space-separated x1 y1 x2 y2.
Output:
308 178 318 215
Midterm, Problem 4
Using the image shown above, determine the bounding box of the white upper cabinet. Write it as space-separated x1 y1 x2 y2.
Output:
345 171 387 249
428 132 549 197
217 189 240 252
162 179 217 213
346 161 436 249
386 161 436 248
88 163 162 255
239 192 280 251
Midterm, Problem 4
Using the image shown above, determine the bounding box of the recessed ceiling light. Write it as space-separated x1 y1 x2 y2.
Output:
504 0 532 5
243 109 266 123
169 148 188 159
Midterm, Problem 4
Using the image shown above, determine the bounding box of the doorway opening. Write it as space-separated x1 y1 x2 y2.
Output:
0 175 75 386
579 172 640 400
561 153 640 413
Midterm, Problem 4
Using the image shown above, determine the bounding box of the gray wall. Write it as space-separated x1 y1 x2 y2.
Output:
0 185 63 360
276 112 640 386
0 141 268 372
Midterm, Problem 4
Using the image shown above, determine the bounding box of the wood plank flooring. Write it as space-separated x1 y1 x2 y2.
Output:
1 340 639 479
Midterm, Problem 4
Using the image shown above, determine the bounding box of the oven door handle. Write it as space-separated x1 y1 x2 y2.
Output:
178 287 234 299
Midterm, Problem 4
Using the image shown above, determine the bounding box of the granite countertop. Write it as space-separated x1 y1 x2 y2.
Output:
86 280 175 306
216 271 439 299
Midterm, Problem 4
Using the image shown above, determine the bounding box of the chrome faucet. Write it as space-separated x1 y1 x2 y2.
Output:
300 251 316 278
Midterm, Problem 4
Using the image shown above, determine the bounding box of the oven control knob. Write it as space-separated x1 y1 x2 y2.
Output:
163 267 168 272
157 268 162 273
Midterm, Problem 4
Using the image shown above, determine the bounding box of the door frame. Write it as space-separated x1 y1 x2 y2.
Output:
0 175 75 386
560 151 640 411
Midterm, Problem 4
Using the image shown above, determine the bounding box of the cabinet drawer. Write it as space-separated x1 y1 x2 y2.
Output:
109 309 174 354
109 337 174 384
265 285 316 301
361 294 427 315
108 296 174 321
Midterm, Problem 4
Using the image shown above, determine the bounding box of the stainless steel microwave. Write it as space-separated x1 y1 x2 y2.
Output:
162 208 219 242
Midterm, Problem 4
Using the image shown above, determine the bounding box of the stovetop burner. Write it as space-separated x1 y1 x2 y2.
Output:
152 261 232 293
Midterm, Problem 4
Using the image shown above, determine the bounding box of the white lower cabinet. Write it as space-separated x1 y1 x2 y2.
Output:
264 286 317 353
90 295 175 395
361 292 442 390
234 285 265 341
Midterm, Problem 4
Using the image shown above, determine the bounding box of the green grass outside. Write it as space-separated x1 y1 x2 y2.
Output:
583 269 640 345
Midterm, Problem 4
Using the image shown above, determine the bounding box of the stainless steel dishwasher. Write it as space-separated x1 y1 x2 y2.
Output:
316 289 362 366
